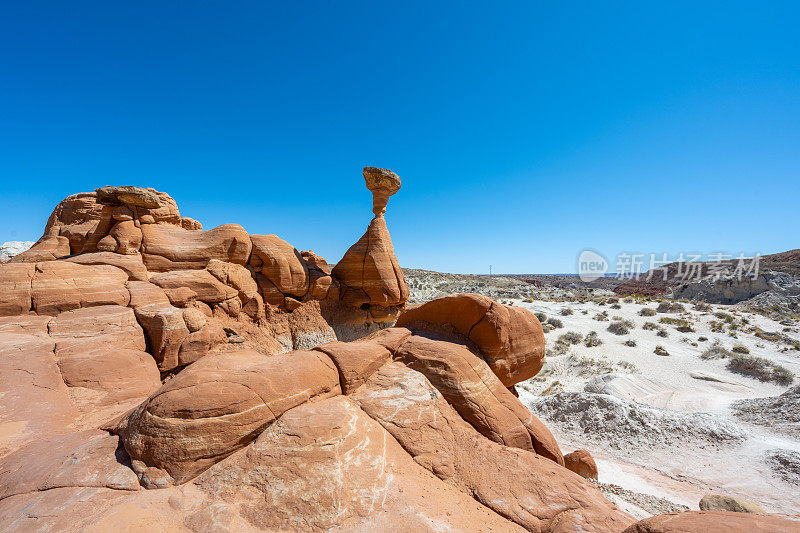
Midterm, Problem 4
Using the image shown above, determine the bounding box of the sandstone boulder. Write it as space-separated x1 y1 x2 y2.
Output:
249 234 309 298
396 293 545 386
364 166 401 216
116 349 341 482
623 510 799 532
564 449 599 480
395 334 563 465
141 223 251 271
699 493 766 514
0 263 35 316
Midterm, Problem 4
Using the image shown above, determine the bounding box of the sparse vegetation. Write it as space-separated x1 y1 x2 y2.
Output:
639 307 657 317
560 307 573 316
547 317 564 329
656 329 669 338
610 303 622 309
593 311 609 322
701 342 732 360
617 360 639 372
656 302 685 313
535 312 547 323
698 336 708 342
608 319 635 335
624 339 637 347
727 354 794 386
693 302 712 311
558 331 583 345
584 331 602 347
732 344 750 354
642 322 659 331
654 345 670 356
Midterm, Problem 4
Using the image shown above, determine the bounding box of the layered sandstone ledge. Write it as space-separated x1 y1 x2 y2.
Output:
0 171 795 532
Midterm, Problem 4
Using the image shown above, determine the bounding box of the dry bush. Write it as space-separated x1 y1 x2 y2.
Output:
732 344 750 354
584 331 602 347
701 342 732 360
624 339 637 347
639 308 657 317
656 302 685 313
547 317 564 329
607 320 635 336
654 345 670 356
560 307 574 316
727 354 794 386
642 322 659 331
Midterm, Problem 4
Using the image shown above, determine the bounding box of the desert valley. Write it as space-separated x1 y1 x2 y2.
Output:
0 169 797 532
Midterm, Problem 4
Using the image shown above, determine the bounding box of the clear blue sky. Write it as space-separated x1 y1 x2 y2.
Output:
2 2 798 273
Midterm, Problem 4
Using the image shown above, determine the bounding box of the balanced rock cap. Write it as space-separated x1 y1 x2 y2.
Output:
363 167 401 216
95 186 162 209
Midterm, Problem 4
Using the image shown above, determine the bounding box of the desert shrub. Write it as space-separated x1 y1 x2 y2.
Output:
584 331 602 347
542 323 555 333
617 360 639 372
547 317 564 329
755 330 784 342
639 308 657 317
535 312 547 323
642 321 659 330
560 307 574 316
693 302 712 311
654 345 670 356
581 310 589 315
698 336 708 342
610 303 622 309
607 298 619 304
558 331 583 345
541 381 564 396
727 354 795 386
571 356 614 375
624 339 637 347
709 321 725 333
659 316 690 327
593 311 609 322
701 342 732 360
607 319 635 335
623 297 634 303
732 344 750 354
714 311 735 323
656 302 685 313
677 325 695 333
656 329 669 338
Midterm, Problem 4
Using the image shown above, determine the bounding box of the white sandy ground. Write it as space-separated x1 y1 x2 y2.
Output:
510 298 800 517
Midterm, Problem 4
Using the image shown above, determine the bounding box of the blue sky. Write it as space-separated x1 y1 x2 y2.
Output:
1 2 798 273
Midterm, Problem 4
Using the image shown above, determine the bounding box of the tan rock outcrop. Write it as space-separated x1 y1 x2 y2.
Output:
623 510 799 532
249 234 309 298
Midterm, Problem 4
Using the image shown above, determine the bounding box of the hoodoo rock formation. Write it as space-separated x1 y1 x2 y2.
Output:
0 169 796 532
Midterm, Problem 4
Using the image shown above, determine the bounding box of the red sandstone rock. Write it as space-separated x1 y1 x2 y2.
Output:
9 235 71 263
62 252 149 281
396 293 545 386
141 223 251 271
364 166 401 216
30 262 130 316
395 334 563 465
332 216 409 308
314 339 392 394
116 349 342 482
150 269 237 304
622 510 800 532
355 362 633 532
564 449 599 480
249 234 309 298
0 263 36 316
